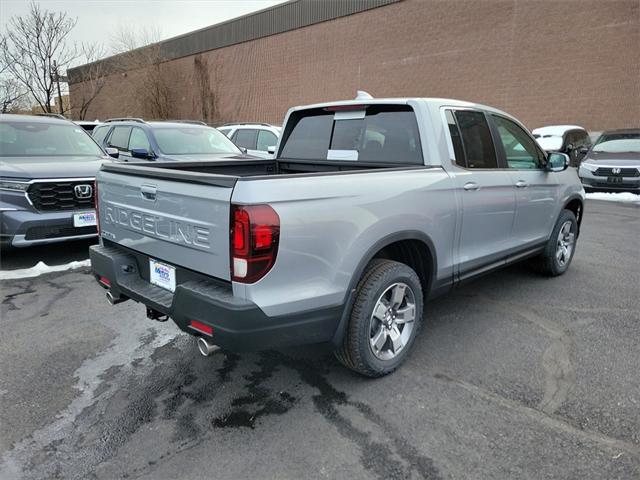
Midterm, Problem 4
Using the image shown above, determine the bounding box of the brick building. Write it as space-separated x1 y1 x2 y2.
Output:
68 0 640 131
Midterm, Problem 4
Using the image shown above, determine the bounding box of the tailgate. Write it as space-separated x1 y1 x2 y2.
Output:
97 170 231 280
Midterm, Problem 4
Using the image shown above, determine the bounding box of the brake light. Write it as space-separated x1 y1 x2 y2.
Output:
230 204 280 283
94 180 100 235
324 104 369 112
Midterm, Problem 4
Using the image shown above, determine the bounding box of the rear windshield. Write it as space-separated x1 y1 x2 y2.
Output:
153 127 241 155
279 105 423 164
0 121 104 157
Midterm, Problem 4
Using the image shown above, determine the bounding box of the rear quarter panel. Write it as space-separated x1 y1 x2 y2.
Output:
231 168 456 317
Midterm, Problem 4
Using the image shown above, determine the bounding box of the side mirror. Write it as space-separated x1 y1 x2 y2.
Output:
546 152 569 172
240 147 248 154
267 145 276 154
105 147 119 159
130 148 153 160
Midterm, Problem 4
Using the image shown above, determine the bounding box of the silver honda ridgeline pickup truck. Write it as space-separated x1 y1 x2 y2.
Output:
90 96 585 377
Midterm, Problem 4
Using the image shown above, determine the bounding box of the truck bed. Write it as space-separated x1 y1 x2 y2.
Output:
100 158 425 187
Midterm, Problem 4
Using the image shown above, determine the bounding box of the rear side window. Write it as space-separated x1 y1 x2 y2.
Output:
280 105 423 164
233 129 257 150
256 130 277 151
445 110 466 165
92 125 110 144
108 126 132 150
450 110 498 169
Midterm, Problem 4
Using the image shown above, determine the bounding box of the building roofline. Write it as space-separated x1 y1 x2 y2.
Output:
68 0 401 83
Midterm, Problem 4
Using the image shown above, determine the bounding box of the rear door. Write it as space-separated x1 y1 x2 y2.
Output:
444 109 517 278
97 170 232 280
489 114 559 246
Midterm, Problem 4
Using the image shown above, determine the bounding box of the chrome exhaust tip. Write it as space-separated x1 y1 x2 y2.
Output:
197 337 220 357
106 291 126 305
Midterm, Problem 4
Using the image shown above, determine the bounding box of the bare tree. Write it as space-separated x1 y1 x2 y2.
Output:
110 25 172 119
0 2 78 114
72 43 108 119
193 54 219 124
0 77 28 113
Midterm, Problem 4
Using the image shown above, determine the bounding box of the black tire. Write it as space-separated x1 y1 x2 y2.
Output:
334 259 423 377
530 209 578 276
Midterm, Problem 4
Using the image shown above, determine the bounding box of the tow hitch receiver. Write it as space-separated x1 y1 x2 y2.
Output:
146 307 168 322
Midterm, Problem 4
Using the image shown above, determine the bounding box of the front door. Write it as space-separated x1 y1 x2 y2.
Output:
490 114 560 247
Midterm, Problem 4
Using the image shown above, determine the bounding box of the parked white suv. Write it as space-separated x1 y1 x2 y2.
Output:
532 125 591 167
218 123 281 159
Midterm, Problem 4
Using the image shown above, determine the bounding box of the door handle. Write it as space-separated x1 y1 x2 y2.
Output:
140 184 157 201
463 182 479 191
515 180 528 188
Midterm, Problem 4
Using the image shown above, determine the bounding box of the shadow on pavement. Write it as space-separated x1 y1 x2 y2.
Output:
0 238 97 271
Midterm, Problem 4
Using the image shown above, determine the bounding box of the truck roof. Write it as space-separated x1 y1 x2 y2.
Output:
288 97 513 118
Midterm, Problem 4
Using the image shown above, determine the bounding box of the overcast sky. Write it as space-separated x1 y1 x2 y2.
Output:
0 0 286 65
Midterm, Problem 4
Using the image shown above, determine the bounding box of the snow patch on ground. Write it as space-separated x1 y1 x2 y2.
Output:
586 192 639 203
0 259 91 281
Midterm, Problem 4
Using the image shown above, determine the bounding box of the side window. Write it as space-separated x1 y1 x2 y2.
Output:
129 127 151 152
453 110 498 168
108 126 132 151
233 129 257 150
218 127 231 137
445 110 466 166
92 125 110 144
492 115 544 169
579 131 591 147
256 130 277 151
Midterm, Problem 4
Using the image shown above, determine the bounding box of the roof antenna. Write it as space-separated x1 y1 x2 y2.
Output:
355 90 373 100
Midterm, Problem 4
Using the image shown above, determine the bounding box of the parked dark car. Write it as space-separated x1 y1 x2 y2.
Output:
578 129 640 192
0 114 108 248
533 125 591 167
92 118 249 162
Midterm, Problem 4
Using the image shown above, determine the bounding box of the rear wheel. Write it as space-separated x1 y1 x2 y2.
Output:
334 259 423 377
531 209 578 276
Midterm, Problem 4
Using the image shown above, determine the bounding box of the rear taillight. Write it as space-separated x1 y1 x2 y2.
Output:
230 204 280 283
94 180 100 235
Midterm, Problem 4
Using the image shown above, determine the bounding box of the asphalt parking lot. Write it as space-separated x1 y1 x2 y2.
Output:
0 199 638 480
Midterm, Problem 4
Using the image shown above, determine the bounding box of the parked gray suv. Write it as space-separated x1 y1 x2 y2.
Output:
0 114 108 248
578 129 640 192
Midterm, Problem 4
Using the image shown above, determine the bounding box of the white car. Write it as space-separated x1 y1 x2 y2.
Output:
532 125 591 167
218 123 281 159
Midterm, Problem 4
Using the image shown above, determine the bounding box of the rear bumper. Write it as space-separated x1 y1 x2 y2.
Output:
89 243 342 351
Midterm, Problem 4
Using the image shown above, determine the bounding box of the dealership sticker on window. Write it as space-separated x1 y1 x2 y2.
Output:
149 259 176 292
327 149 358 161
73 211 96 227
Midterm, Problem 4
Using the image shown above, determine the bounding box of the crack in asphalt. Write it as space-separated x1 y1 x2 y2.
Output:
0 282 36 311
480 297 575 416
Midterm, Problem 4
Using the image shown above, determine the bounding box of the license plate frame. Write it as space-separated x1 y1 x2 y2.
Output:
73 211 97 227
149 258 176 292
607 176 623 184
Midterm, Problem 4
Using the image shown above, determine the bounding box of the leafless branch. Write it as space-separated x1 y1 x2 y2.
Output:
0 1 78 114
71 42 108 119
